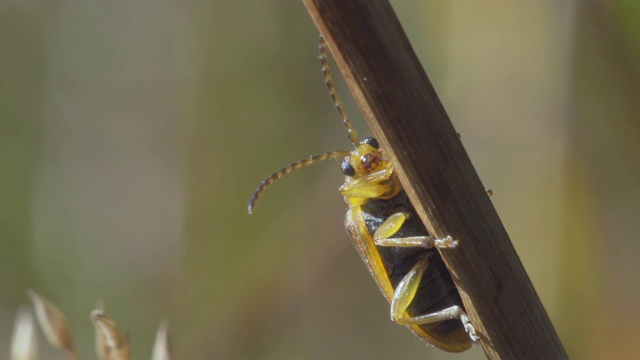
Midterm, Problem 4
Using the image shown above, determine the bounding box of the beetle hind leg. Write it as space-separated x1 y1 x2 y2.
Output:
390 258 479 341
373 212 458 249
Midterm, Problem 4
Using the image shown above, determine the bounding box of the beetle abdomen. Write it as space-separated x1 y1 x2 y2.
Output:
361 191 466 341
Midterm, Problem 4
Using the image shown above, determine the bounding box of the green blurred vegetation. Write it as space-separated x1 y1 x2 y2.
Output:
0 1 638 359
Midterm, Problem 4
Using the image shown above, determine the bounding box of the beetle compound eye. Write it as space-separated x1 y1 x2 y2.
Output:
363 137 380 149
341 156 356 176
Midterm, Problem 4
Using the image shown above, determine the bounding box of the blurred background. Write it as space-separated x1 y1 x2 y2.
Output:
0 1 638 359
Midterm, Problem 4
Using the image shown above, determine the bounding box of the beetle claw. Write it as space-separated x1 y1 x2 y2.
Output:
434 236 458 249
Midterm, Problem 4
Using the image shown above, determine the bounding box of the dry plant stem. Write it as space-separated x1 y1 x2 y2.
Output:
303 1 568 359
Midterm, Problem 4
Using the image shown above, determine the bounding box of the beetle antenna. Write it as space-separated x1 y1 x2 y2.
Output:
248 150 350 214
319 35 359 146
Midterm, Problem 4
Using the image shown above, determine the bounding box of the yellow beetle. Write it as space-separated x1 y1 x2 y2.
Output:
249 35 478 352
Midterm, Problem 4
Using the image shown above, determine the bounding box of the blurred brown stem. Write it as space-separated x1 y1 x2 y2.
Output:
303 1 568 359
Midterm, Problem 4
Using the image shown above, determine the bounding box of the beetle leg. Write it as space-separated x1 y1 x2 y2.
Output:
339 169 391 190
373 212 458 249
339 169 393 198
339 182 391 198
390 259 479 341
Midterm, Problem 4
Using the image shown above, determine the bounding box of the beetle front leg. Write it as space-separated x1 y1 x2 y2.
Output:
390 258 479 341
373 212 458 249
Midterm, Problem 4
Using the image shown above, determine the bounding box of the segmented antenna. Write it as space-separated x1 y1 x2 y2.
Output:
319 35 359 146
248 150 350 214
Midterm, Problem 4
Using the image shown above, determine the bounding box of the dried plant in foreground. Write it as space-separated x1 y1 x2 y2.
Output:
92 308 131 360
10 306 37 360
28 290 78 360
151 320 171 360
9 290 172 360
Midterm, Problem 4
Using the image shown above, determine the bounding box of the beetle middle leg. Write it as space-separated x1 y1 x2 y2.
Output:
373 212 458 249
390 258 479 341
